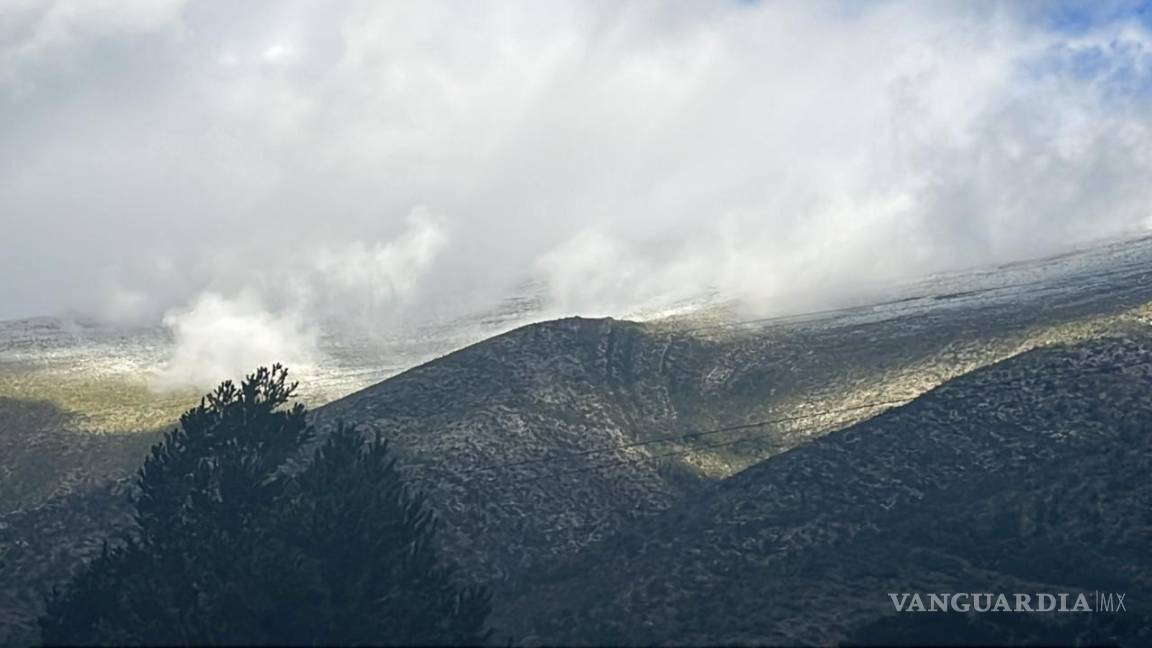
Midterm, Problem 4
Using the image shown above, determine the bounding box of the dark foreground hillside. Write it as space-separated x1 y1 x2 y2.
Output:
501 333 1152 646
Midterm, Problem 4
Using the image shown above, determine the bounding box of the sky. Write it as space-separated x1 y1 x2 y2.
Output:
2 1 1152 370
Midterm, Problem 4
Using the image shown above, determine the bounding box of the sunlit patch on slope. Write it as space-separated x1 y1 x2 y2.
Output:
650 301 1152 480
0 367 197 436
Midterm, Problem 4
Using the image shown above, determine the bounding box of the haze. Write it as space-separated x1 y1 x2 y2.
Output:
2 0 1151 384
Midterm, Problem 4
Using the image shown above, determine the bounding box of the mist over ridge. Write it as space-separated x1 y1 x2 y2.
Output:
3 0 1152 387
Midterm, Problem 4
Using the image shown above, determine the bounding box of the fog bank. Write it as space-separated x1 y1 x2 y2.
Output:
2 0 1151 385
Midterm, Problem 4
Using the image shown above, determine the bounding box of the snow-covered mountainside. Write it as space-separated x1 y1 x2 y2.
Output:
1 233 1151 645
3 233 1150 430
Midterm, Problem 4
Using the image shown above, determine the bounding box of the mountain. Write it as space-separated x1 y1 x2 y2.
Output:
2 234 1152 645
303 234 1152 590
498 332 1152 646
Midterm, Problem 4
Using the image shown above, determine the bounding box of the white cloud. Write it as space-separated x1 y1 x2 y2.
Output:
153 291 317 390
301 209 449 327
2 0 1151 357
0 0 186 86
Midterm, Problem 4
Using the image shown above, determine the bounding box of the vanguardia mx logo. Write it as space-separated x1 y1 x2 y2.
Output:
888 592 1127 613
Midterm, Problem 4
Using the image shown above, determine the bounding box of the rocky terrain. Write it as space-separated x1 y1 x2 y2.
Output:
499 333 1152 645
1 234 1152 645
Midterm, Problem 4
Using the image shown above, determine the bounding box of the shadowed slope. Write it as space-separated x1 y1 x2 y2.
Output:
502 334 1152 646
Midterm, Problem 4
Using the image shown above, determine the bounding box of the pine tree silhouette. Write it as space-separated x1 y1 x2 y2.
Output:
41 365 492 646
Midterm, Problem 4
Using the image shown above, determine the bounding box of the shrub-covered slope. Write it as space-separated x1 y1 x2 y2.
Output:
502 334 1152 646
2 234 1152 645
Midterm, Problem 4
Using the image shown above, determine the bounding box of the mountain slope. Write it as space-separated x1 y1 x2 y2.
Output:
2 235 1151 645
302 253 1152 588
501 332 1152 646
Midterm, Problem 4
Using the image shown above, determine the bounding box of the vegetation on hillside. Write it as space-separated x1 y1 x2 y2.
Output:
499 335 1152 646
39 365 492 646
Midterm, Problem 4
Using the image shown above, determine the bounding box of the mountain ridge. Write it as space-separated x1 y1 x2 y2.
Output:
498 331 1152 645
2 235 1152 645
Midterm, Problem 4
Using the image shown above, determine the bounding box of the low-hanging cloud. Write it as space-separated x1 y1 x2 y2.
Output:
2 0 1152 384
153 291 318 390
